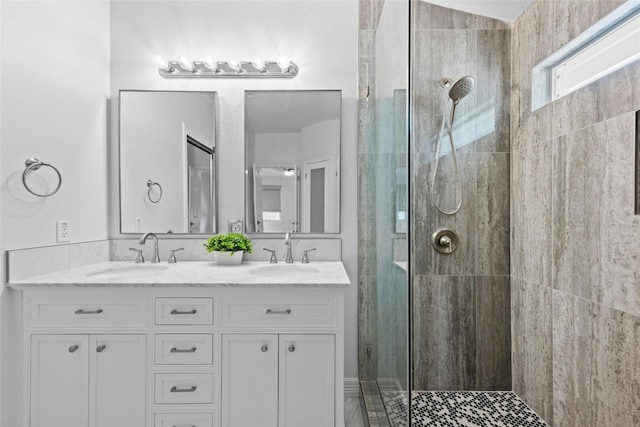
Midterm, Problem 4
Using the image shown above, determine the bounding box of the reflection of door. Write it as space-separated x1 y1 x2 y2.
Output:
254 166 298 233
303 159 335 233
187 135 214 233
253 165 264 232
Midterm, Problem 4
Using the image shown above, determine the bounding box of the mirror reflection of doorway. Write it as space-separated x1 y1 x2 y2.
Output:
302 159 336 233
253 165 298 233
187 135 214 233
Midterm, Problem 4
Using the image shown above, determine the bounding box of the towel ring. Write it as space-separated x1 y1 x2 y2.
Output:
22 157 62 197
147 180 163 203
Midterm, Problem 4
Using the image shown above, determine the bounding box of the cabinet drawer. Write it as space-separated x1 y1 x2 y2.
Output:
28 296 148 328
155 298 213 325
154 412 214 427
155 334 213 365
154 373 214 404
220 297 336 327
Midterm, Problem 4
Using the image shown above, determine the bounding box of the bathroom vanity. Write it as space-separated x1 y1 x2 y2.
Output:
9 261 349 427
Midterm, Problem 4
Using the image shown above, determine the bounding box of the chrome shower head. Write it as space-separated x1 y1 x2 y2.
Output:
446 76 475 125
449 76 475 104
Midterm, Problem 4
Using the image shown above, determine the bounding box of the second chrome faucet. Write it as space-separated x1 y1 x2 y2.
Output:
284 231 294 263
139 232 160 263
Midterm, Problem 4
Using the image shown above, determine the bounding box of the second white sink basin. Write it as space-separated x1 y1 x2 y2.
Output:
248 264 320 278
85 264 169 279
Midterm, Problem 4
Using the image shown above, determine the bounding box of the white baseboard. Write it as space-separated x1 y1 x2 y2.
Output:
344 378 360 398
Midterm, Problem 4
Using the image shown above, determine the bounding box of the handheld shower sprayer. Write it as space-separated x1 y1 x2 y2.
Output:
448 76 475 123
430 76 475 215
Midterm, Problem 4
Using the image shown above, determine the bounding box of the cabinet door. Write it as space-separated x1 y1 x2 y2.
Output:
222 334 278 427
30 335 89 427
90 334 146 427
279 335 335 427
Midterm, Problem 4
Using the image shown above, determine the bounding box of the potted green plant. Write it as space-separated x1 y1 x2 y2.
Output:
203 233 253 265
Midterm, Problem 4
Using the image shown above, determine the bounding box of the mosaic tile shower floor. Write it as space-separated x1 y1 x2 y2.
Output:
380 390 549 427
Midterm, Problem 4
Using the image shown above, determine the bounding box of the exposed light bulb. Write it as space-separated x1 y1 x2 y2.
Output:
228 57 242 72
252 56 266 72
277 55 291 72
153 55 172 70
203 56 219 72
179 57 195 71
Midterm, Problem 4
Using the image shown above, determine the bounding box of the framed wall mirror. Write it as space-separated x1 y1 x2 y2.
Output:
245 90 341 234
119 90 217 234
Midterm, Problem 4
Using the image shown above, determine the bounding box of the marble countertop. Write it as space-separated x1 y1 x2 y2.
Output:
8 261 351 288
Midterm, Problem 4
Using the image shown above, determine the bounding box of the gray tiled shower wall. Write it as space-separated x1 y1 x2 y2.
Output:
511 0 640 425
410 1 512 391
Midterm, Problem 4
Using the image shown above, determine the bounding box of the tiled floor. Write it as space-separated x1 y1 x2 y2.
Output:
378 391 548 427
412 391 549 427
358 387 549 427
345 397 367 427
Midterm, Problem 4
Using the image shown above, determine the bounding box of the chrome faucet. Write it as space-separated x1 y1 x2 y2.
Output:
284 231 294 264
139 232 161 263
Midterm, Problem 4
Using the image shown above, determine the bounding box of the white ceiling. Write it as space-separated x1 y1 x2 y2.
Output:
425 0 534 24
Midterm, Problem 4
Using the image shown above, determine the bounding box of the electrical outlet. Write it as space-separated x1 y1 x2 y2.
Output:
56 220 71 242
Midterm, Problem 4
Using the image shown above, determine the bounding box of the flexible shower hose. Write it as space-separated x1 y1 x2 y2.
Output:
429 98 463 215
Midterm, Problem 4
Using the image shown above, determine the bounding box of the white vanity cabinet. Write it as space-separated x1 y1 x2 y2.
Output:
30 334 146 427
221 334 335 427
18 284 346 427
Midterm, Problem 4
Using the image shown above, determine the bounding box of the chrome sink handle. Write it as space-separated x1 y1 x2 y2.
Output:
129 248 144 263
263 248 278 264
168 248 184 264
301 248 316 264
139 232 160 263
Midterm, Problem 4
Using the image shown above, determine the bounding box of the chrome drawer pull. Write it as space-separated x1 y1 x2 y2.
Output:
170 386 197 393
75 309 103 315
170 309 197 315
96 345 106 353
266 309 291 315
172 425 196 427
288 344 296 352
170 347 197 353
261 345 268 352
68 345 79 353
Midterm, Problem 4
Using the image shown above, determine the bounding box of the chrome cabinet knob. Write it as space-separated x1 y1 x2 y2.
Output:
261 344 268 352
96 345 106 353
68 345 79 353
288 344 296 352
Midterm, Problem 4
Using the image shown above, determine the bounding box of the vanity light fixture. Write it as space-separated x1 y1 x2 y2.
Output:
252 56 266 72
228 57 243 73
154 55 298 78
178 57 196 72
203 56 219 73
153 55 173 72
283 168 295 177
277 55 291 72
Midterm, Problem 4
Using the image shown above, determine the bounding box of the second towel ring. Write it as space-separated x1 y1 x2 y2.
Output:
22 157 62 197
147 180 163 203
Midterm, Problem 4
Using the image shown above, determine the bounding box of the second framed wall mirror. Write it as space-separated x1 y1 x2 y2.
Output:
245 90 341 234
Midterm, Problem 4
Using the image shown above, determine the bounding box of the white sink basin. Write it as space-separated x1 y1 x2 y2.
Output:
85 264 169 279
248 264 320 278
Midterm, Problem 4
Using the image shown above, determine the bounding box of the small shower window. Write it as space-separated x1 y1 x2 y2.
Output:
532 3 640 110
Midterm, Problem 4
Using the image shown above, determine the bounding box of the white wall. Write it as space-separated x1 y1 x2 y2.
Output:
1 2 111 425
1 1 111 250
109 1 359 378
